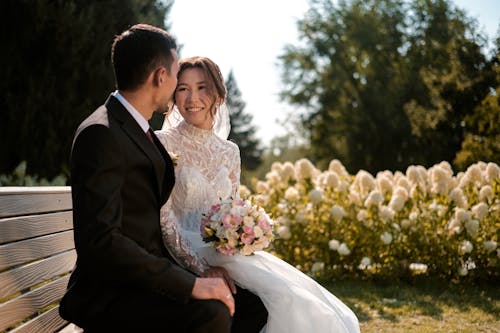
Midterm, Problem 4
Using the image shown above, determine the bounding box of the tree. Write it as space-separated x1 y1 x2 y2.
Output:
0 0 173 178
278 0 495 173
226 70 263 173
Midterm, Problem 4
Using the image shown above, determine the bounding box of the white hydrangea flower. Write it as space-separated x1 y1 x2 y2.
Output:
379 206 395 222
329 159 349 178
280 162 296 182
337 243 351 256
483 240 497 254
328 239 340 250
458 266 468 276
295 209 309 224
377 174 393 195
400 219 411 229
324 171 339 188
464 219 479 238
455 208 472 223
471 202 489 221
459 240 473 255
365 190 384 207
485 162 500 182
337 180 349 192
295 158 317 180
449 188 468 209
447 218 462 235
255 181 269 194
271 162 283 173
389 195 405 212
277 225 291 240
356 170 376 195
381 231 393 244
238 185 251 199
330 205 345 221
393 186 409 201
311 262 325 274
409 263 428 273
396 177 411 192
465 164 484 185
359 257 371 269
357 209 368 222
348 191 363 206
284 187 300 202
309 189 323 204
265 170 280 184
479 185 494 202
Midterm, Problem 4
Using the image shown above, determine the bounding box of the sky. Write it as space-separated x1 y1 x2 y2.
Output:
169 0 500 146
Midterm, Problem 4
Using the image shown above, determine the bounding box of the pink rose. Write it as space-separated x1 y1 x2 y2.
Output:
241 225 255 244
218 243 236 256
257 218 272 233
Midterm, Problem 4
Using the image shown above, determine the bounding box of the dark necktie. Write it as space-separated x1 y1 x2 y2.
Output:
146 129 155 143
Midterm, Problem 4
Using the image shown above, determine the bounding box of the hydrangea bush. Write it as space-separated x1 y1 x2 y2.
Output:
240 159 499 281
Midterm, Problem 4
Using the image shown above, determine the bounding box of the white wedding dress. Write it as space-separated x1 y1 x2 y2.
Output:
156 121 360 333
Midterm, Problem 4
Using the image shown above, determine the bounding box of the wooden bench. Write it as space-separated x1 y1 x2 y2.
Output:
0 187 81 333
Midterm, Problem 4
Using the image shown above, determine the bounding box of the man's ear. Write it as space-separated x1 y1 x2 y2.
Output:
152 67 166 87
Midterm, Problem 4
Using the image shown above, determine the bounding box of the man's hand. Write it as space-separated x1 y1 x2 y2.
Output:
201 266 237 294
191 277 235 316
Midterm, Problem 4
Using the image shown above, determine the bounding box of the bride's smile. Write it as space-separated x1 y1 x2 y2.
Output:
175 67 216 130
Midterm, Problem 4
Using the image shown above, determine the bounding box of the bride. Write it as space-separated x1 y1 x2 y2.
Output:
155 56 360 333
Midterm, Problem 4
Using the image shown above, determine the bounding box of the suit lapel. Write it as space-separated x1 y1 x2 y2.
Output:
105 95 166 198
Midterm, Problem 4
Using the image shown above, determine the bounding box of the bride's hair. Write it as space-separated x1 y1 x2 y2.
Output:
173 56 226 117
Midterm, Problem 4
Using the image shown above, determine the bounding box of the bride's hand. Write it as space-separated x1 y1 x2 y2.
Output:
191 277 235 316
201 266 237 294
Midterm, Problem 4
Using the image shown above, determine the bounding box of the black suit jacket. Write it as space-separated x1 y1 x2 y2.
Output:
60 95 196 327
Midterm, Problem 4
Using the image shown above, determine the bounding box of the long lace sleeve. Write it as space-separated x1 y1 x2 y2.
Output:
228 143 241 197
160 201 208 275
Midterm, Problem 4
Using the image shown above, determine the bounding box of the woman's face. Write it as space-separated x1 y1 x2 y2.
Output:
175 67 215 130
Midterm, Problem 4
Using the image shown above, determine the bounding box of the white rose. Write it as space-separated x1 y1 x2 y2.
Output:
359 257 371 269
465 219 479 237
458 266 468 276
253 226 263 238
479 185 494 202
485 162 500 182
357 209 368 222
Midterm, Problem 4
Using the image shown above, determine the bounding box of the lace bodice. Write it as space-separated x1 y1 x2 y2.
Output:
155 121 241 273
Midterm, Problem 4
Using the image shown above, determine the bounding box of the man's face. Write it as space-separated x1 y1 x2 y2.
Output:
157 48 179 114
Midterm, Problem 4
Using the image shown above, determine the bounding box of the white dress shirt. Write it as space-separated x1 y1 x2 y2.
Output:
112 90 150 133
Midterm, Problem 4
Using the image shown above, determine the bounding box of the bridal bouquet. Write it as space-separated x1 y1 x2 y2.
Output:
201 197 275 256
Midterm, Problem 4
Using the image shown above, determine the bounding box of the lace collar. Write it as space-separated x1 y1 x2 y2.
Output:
177 120 213 142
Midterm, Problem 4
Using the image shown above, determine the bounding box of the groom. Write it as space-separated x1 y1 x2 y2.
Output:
59 24 267 332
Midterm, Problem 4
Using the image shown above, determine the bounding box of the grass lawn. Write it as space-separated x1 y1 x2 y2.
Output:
322 278 500 333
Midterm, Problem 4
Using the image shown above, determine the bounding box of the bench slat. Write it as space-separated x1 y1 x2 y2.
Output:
10 306 69 333
0 231 74 271
0 187 72 218
0 250 76 300
0 211 73 244
0 275 70 331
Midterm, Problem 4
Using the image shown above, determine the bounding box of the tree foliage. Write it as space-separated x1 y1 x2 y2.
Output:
226 70 263 173
0 0 173 178
279 0 498 173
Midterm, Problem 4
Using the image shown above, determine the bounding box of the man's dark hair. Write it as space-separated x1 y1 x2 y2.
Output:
112 24 177 91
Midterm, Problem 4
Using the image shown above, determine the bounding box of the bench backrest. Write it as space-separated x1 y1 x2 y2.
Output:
0 186 75 333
